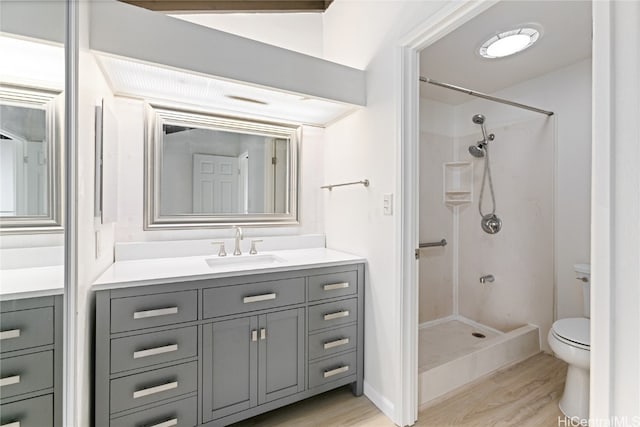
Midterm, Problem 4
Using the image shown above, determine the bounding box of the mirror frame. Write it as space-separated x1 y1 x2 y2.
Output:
144 104 300 229
0 84 63 233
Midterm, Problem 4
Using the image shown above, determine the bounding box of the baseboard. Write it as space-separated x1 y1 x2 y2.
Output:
363 381 395 422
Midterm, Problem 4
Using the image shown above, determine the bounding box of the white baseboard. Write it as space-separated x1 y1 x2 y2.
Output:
363 381 395 423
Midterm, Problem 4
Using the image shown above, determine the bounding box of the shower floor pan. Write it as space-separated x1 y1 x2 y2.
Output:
418 316 540 405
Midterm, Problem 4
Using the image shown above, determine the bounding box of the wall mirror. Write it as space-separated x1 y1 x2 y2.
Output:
0 85 63 232
145 105 299 229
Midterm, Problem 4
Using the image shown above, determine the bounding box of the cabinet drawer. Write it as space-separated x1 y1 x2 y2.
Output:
308 298 357 332
0 351 53 400
111 291 198 333
111 326 197 374
308 351 357 389
203 278 305 319
0 394 53 427
110 361 197 414
0 307 54 353
308 271 357 302
110 395 197 427
308 325 357 360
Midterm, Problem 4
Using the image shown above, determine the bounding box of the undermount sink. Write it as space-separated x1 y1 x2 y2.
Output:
205 254 286 269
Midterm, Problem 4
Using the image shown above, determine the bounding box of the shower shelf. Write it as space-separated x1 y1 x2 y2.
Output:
443 162 473 206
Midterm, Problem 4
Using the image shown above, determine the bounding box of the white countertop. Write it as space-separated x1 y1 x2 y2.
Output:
93 248 366 290
0 265 64 301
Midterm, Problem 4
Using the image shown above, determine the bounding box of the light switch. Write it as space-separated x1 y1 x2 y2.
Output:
383 193 393 215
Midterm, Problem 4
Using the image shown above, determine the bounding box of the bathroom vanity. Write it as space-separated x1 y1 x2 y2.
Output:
93 250 364 427
0 294 64 427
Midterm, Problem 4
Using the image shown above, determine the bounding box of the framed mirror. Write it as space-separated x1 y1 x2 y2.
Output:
145 105 300 229
0 85 63 232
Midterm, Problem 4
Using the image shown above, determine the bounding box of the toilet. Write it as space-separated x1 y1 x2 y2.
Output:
548 264 591 421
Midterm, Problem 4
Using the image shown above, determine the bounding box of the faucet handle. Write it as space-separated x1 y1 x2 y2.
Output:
212 241 227 257
249 240 263 255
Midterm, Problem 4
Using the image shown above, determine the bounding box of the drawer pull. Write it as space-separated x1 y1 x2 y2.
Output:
148 418 178 427
133 307 179 320
323 282 349 291
133 381 178 399
323 365 349 378
133 344 179 359
0 329 21 340
251 329 258 342
1 422 21 427
243 293 276 304
324 310 350 321
260 328 267 340
324 338 350 350
0 375 21 387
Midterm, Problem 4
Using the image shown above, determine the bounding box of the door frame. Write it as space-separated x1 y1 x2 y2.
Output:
395 1 500 425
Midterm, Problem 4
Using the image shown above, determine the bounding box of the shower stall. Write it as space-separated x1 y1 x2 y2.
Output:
417 86 556 404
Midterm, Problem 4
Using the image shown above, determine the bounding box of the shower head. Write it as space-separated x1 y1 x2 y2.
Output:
472 114 485 125
468 143 485 158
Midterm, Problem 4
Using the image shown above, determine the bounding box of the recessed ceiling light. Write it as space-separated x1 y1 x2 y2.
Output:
479 27 541 59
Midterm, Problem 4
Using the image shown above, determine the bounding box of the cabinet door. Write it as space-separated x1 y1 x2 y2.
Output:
258 308 305 404
202 316 258 422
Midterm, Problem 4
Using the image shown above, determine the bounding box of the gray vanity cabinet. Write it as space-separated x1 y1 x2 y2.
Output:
95 263 364 427
0 295 62 427
201 308 304 422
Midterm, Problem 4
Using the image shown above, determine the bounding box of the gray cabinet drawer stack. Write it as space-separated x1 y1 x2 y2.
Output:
95 263 364 427
0 296 62 427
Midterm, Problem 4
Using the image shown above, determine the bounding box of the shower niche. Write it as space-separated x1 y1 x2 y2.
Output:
443 161 473 205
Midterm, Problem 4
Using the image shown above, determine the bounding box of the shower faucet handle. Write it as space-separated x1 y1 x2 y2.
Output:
479 274 495 284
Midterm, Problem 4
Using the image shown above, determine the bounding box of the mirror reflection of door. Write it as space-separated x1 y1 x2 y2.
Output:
192 153 238 214
0 104 49 217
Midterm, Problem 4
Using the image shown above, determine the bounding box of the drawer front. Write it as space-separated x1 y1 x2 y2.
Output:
0 394 53 427
111 291 198 333
308 351 357 389
308 270 357 302
111 326 198 374
110 395 197 427
308 325 357 360
110 361 197 414
0 307 54 354
0 351 53 400
308 298 358 332
203 278 305 319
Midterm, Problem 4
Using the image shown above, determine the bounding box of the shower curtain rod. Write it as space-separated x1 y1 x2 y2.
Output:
419 77 554 116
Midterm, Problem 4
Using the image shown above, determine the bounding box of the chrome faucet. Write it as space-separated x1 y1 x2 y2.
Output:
233 226 243 256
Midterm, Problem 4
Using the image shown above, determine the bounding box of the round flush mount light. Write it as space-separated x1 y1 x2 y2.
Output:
479 27 541 59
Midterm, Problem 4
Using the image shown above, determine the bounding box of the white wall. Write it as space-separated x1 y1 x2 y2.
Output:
76 2 118 424
322 0 448 422
173 12 324 58
418 99 456 323
113 97 325 242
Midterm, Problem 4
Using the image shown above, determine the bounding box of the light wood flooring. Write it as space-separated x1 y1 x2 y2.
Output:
232 353 567 427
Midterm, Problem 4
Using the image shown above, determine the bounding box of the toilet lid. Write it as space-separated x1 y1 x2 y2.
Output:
552 318 590 347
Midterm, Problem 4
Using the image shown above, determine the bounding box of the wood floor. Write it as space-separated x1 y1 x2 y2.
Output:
231 353 567 427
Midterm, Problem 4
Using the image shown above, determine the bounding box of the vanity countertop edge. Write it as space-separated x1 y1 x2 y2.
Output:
92 247 366 291
0 265 64 301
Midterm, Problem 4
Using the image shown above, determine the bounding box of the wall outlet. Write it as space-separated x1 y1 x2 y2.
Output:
383 193 393 215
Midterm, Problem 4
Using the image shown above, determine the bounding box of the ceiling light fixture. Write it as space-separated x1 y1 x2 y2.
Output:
479 27 541 59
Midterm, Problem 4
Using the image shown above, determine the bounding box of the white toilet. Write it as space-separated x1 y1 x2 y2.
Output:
548 263 590 421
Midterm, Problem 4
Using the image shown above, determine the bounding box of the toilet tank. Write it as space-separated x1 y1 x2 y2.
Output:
575 263 591 318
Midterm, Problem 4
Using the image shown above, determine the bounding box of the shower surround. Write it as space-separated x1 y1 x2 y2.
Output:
418 115 554 404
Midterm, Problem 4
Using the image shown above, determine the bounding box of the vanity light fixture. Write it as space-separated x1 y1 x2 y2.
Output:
479 27 541 59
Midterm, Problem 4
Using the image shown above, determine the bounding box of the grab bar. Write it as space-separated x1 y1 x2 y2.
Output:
321 179 369 191
419 239 447 248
